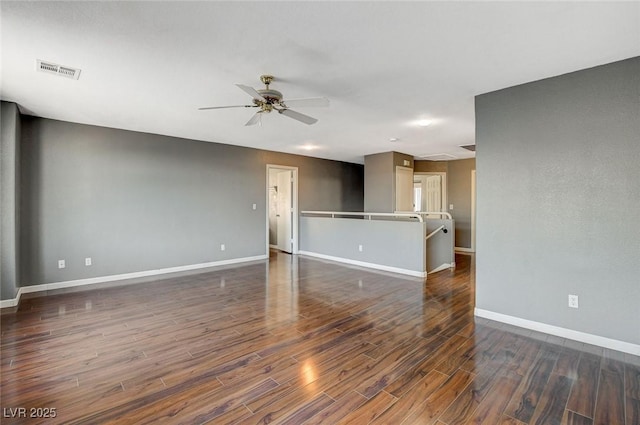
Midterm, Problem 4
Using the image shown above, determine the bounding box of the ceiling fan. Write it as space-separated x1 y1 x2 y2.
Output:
199 75 329 126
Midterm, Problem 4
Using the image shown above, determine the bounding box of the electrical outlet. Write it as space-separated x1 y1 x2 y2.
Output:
58 260 65 269
85 257 92 266
252 203 257 210
449 204 454 210
358 244 363 252
220 244 226 251
568 294 579 309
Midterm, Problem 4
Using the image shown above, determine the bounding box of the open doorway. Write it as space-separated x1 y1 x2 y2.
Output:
414 172 447 216
266 165 298 254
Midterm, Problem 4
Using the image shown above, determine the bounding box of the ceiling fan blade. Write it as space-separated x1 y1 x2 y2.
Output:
236 84 266 102
281 97 329 108
279 108 318 125
198 105 255 110
245 111 262 126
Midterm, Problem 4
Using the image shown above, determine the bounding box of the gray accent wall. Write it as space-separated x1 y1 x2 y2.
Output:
476 57 640 345
18 117 363 289
1 102 21 300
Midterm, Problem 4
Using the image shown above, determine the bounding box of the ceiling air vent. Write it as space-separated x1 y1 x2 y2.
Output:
418 153 458 161
37 59 81 80
460 144 476 152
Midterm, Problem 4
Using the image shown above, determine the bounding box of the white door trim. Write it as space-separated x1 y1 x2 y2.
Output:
266 164 299 255
395 166 414 212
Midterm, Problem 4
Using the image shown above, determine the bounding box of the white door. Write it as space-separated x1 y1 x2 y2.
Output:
276 170 292 253
425 175 442 214
395 166 414 211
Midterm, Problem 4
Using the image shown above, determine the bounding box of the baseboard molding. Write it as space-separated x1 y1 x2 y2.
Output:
0 295 20 308
428 263 454 274
455 247 475 253
0 255 268 309
475 308 640 356
298 250 427 278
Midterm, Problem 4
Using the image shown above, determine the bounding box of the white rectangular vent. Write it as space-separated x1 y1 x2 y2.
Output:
37 59 81 80
418 153 458 161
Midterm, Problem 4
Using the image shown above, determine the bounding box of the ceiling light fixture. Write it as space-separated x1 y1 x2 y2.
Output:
299 144 319 151
417 119 432 127
389 138 399 143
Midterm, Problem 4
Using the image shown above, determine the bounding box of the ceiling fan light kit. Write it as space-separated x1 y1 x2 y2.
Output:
199 75 328 126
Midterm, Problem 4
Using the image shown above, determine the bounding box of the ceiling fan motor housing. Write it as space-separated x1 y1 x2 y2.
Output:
257 89 283 103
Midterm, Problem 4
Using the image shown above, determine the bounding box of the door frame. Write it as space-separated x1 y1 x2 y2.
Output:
413 172 447 213
266 164 299 255
395 166 414 212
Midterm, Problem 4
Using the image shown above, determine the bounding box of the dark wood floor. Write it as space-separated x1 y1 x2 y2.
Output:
1 252 639 424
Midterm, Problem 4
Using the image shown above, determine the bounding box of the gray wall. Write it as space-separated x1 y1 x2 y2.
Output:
414 160 448 173
476 57 640 345
1 102 21 300
364 152 394 212
414 159 476 249
300 216 426 274
425 218 455 273
18 117 363 288
262 150 363 212
448 159 475 249
364 151 414 213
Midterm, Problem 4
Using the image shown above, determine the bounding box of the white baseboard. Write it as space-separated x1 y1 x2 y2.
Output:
455 247 475 253
475 308 640 356
0 295 20 308
298 250 427 278
428 263 454 274
0 255 268 309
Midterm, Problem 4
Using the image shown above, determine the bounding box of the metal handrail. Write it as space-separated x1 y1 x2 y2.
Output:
426 225 446 240
301 211 423 222
395 211 453 220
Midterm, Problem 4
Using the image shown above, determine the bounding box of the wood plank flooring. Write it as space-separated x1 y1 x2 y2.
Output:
1 252 639 424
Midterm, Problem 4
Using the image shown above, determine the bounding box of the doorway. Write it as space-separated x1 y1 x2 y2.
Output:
266 165 298 254
414 172 447 216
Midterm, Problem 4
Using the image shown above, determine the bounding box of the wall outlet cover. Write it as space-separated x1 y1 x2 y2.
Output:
568 294 579 309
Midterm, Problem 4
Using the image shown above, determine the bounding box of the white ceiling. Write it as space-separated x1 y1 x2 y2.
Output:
1 2 638 164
